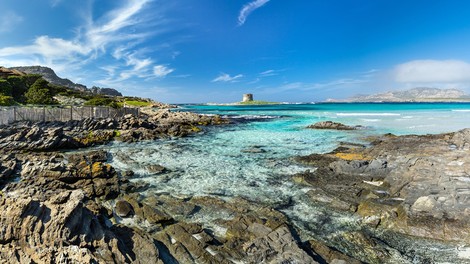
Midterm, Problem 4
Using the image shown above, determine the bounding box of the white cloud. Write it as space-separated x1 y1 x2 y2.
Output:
259 69 276 76
0 0 157 81
259 69 285 77
212 73 243 82
395 60 470 83
0 11 23 33
238 0 270 26
153 65 174 77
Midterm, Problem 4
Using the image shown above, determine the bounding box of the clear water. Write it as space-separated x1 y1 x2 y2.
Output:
105 103 470 262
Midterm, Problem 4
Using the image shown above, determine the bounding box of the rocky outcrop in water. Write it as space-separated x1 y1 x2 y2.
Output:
307 121 363 130
295 129 470 262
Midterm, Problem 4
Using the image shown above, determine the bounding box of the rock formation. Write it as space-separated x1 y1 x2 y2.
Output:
307 121 363 130
295 128 470 262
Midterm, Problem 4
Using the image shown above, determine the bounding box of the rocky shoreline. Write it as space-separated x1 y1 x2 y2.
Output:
1 114 470 263
294 127 470 263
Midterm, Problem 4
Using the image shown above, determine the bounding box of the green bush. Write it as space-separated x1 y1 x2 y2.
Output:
49 84 69 96
6 76 28 102
84 97 121 108
0 95 14 106
0 79 13 96
21 74 42 87
25 78 57 105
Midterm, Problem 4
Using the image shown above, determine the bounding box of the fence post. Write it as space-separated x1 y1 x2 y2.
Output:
43 107 46 122
13 107 16 123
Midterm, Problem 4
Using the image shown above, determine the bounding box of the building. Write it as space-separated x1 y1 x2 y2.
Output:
242 94 253 102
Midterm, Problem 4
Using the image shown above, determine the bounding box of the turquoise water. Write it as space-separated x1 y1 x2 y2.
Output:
106 103 470 263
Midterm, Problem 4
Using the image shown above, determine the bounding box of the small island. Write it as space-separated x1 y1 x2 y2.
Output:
208 93 279 105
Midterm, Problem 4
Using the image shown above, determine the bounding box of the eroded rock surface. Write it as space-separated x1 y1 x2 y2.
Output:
295 128 470 262
0 151 162 263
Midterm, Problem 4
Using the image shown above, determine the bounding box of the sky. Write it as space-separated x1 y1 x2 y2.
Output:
1 0 470 103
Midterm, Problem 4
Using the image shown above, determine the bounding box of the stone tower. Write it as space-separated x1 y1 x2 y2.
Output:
242 93 253 102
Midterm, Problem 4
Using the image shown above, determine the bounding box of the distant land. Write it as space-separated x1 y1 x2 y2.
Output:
327 87 470 102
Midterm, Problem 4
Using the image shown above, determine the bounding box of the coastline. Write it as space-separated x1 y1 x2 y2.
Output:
0 105 469 263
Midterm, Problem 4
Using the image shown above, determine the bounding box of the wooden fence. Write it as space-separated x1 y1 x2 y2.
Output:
0 106 139 125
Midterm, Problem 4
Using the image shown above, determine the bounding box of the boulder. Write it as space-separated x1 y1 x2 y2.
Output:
115 200 135 218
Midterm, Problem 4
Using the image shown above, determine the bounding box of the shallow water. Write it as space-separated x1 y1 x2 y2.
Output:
105 103 470 263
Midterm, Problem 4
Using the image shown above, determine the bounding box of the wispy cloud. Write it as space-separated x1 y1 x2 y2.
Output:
50 0 63 7
153 65 174 77
259 69 276 76
0 0 172 85
238 0 270 26
0 11 23 33
259 69 284 77
212 73 243 82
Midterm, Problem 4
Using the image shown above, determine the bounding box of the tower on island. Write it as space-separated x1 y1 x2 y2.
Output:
242 93 253 102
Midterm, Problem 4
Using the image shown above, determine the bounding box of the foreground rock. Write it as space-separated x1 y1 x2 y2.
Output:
307 121 363 130
295 128 470 262
0 148 337 263
0 151 163 263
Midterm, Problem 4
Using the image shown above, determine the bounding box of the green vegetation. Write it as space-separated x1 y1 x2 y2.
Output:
0 72 155 108
0 95 14 106
84 97 121 108
6 76 28 102
0 79 13 96
238 100 279 105
123 99 153 107
24 78 58 105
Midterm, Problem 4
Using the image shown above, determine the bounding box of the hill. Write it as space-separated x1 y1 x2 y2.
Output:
328 87 470 102
9 66 121 96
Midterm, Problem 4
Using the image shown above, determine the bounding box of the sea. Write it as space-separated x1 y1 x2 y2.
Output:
104 103 470 263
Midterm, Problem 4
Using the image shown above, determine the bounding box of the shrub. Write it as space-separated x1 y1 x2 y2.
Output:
0 95 14 106
0 79 13 96
25 78 57 105
49 84 69 96
84 97 121 108
6 76 28 102
21 74 42 87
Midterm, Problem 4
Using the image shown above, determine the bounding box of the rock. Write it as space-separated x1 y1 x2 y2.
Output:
296 128 470 262
241 147 267 153
243 226 318 264
115 200 135 218
411 196 436 212
146 164 167 174
307 121 363 130
308 239 362 264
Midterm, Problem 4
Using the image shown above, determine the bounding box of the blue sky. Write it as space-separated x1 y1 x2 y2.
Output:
1 0 470 103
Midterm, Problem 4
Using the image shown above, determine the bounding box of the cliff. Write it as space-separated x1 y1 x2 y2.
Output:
0 66 25 78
